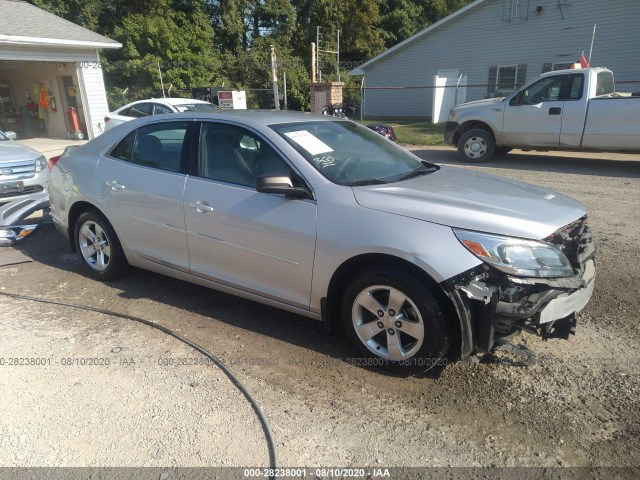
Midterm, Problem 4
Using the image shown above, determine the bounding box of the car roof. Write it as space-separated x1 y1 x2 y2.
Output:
166 109 343 125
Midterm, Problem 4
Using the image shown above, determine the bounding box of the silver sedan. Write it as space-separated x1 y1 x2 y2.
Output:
48 111 596 372
0 130 48 205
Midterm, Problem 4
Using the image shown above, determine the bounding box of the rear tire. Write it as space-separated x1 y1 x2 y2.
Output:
457 128 495 163
341 267 451 373
74 210 127 280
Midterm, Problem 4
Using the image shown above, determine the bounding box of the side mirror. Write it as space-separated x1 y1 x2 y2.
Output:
510 91 524 106
5 131 17 140
255 175 313 200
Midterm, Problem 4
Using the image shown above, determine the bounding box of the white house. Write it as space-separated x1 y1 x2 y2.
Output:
0 0 121 139
349 0 640 119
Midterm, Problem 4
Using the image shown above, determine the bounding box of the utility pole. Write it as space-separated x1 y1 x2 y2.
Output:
270 45 280 110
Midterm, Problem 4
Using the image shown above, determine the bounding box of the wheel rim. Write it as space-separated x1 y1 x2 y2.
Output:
464 136 487 158
78 220 111 272
351 285 425 362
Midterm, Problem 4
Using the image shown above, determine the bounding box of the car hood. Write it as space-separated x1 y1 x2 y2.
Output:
0 141 42 163
352 166 586 239
452 97 505 111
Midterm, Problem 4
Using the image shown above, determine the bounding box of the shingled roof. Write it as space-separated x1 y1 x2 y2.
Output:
0 0 120 48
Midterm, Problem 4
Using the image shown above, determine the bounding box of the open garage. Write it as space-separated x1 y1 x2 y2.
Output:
0 0 120 140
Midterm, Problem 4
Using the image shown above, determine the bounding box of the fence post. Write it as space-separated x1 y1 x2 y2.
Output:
283 72 288 110
360 77 364 123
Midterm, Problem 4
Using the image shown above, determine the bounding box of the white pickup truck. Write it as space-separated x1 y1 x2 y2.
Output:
444 67 640 162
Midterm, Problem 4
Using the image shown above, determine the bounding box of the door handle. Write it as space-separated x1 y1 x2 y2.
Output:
105 180 126 190
548 107 562 115
188 200 215 213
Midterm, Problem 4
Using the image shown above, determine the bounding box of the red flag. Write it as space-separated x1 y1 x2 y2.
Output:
580 53 590 68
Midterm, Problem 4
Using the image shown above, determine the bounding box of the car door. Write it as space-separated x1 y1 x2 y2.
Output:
559 73 587 147
503 74 568 147
184 121 317 308
96 121 192 272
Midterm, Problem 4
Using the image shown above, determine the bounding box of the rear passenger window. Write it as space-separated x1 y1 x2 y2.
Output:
129 103 153 118
596 72 615 96
131 122 188 173
109 131 135 162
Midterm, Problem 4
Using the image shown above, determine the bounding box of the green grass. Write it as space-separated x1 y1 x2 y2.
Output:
360 117 447 146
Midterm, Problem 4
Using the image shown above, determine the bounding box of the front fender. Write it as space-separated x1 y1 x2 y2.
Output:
452 105 505 146
309 186 482 313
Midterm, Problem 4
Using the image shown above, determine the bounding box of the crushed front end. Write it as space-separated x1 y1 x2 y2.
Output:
442 217 596 361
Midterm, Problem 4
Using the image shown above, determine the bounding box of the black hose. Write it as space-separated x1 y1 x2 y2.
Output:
0 290 277 475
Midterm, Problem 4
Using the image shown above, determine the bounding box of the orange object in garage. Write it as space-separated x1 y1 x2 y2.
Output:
66 107 85 140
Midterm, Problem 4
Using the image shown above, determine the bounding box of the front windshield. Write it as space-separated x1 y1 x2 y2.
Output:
174 103 219 112
271 120 437 186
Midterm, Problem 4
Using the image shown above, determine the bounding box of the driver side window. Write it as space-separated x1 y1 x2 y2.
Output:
522 76 566 105
199 123 294 188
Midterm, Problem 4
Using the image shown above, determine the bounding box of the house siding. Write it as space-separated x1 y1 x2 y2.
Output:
360 0 640 117
76 51 109 139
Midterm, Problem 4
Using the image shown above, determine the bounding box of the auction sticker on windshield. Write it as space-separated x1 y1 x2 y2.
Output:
285 130 333 155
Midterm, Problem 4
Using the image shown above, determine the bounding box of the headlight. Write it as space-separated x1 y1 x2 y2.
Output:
448 110 456 121
34 156 47 173
454 229 573 278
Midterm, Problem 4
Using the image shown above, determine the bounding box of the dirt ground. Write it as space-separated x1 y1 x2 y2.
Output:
0 148 639 475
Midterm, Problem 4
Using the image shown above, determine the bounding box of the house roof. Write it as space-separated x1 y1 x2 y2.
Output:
349 0 488 75
0 0 121 49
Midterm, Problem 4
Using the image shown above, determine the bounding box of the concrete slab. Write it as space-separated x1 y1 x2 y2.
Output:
18 137 87 157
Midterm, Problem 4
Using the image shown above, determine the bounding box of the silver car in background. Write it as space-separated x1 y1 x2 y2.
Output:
48 111 596 372
0 130 48 205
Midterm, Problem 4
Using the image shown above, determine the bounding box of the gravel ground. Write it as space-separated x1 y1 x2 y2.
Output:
0 148 638 475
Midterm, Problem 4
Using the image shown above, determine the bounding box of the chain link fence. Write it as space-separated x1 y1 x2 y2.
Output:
106 87 283 111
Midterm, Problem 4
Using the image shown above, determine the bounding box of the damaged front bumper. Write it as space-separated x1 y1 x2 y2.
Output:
442 218 596 360
0 192 50 246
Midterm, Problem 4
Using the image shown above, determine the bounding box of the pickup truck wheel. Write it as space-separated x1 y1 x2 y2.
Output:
341 268 450 374
457 128 495 163
74 210 127 280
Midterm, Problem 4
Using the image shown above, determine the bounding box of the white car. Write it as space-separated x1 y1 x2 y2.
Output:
104 98 220 131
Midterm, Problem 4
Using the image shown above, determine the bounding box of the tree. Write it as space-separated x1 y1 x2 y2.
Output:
380 0 424 48
291 0 384 64
29 0 103 31
102 0 219 99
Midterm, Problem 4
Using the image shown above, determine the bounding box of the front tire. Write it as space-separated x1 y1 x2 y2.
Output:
457 128 495 163
74 210 127 280
341 268 451 373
